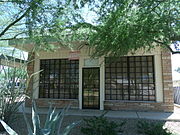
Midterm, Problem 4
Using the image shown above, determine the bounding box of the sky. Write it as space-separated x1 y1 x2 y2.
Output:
171 54 180 81
171 43 180 81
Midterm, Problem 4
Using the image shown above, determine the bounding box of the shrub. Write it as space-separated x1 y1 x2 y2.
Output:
137 120 173 135
81 113 125 135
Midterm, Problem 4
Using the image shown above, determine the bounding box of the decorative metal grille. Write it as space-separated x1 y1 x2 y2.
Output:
82 68 100 109
105 56 155 101
39 59 79 99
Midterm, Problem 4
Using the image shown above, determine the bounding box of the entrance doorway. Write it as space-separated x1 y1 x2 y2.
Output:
82 68 100 109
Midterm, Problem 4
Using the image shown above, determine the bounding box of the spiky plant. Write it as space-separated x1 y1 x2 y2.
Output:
0 101 80 135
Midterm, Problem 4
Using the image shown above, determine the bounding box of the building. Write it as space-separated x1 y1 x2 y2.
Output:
0 54 26 68
9 40 174 112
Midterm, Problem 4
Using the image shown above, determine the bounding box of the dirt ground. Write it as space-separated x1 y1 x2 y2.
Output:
3 114 179 135
1 105 180 135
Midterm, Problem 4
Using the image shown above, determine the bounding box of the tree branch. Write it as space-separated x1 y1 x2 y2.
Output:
0 32 26 40
0 1 28 3
0 8 31 38
170 35 180 41
0 1 35 38
154 40 180 54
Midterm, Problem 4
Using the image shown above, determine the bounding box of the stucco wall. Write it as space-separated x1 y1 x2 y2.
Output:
26 47 174 112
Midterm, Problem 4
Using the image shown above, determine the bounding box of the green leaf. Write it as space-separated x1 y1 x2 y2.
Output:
57 107 66 134
49 107 57 122
41 128 51 135
22 106 33 135
32 101 42 135
62 121 81 135
0 120 18 135
44 103 53 129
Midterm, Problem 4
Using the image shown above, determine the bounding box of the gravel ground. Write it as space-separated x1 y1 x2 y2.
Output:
165 121 180 135
0 114 178 135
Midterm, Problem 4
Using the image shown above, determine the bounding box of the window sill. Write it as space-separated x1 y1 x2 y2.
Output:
38 98 78 101
104 100 156 103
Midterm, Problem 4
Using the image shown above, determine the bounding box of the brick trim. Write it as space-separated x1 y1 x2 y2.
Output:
27 52 35 97
25 98 79 109
26 49 174 112
104 49 174 112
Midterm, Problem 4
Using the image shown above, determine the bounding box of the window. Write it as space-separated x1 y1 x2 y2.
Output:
105 56 155 101
39 59 79 99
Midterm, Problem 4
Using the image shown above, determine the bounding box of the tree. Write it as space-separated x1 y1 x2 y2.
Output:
0 0 85 51
0 0 179 57
72 0 180 57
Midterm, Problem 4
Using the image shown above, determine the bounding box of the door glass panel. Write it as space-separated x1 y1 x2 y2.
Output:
83 68 100 109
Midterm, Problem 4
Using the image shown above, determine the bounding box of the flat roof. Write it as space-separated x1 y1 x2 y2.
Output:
0 54 27 64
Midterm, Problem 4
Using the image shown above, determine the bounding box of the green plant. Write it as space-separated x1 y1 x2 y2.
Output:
81 113 124 135
0 101 80 135
0 54 28 131
137 121 173 135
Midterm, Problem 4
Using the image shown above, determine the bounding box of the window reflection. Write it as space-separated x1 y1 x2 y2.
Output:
39 59 79 99
105 56 155 101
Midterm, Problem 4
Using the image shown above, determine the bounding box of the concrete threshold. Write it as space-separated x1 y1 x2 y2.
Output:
18 106 180 121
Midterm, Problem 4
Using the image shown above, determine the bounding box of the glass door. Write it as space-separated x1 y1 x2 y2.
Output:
82 68 100 109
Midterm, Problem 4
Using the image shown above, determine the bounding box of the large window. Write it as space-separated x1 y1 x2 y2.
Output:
39 59 79 99
105 56 155 101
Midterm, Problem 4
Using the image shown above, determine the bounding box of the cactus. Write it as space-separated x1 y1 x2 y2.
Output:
0 101 80 135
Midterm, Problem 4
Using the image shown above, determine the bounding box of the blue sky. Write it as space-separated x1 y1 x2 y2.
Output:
171 54 180 80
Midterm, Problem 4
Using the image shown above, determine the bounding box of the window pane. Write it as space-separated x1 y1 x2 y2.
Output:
39 59 79 99
105 56 155 101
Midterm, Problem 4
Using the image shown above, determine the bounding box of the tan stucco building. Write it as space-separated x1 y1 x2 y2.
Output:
11 41 174 112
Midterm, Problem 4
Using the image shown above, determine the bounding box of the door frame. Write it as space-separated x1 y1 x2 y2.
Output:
82 67 100 109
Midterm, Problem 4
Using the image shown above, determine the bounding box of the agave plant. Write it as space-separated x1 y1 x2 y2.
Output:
0 53 28 131
0 101 80 135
